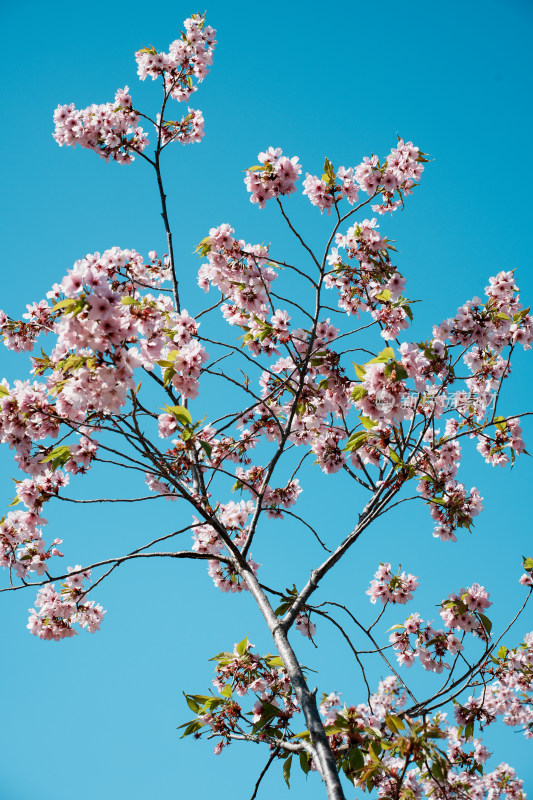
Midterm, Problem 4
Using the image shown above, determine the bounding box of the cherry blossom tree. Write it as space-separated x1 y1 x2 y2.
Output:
1 13 532 800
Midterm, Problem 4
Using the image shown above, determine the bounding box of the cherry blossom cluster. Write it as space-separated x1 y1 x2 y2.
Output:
302 160 359 214
0 249 211 609
135 14 216 102
197 224 278 354
326 218 412 338
421 760 524 800
27 566 105 641
233 467 302 518
367 139 426 214
317 678 526 798
156 309 208 399
319 691 342 725
519 557 533 588
444 723 490 772
345 421 392 472
482 632 533 737
190 503 260 593
440 583 492 635
354 354 409 425
195 216 527 559
197 425 257 472
180 638 298 754
0 379 60 473
434 271 533 353
244 323 353 473
366 562 419 605
295 613 317 639
0 509 62 578
1 248 207 417
389 612 465 672
53 14 216 164
477 416 525 467
53 87 148 164
15 469 69 512
181 598 530 796
207 558 261 594
245 139 425 217
159 108 205 146
415 423 484 542
193 500 254 551
244 147 302 208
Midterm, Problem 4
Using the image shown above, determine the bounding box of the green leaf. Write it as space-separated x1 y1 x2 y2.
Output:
0 385 9 397
323 157 336 185
293 730 311 740
282 755 293 787
494 415 507 432
402 303 414 322
513 306 531 322
8 496 20 507
120 296 139 305
375 288 391 302
368 347 394 364
388 448 401 464
236 636 248 656
464 721 474 740
163 367 175 386
165 405 192 425
368 742 381 764
266 656 284 668
385 714 405 732
60 354 86 371
194 236 213 257
431 759 445 782
52 298 77 311
179 719 204 738
522 556 533 571
478 613 492 635
220 684 233 698
344 431 371 453
39 445 71 466
348 747 365 771
497 645 508 659
204 697 223 710
350 385 367 402
324 724 349 735
188 694 212 705
359 416 377 430
353 362 367 381
71 298 87 316
384 361 408 381
199 440 212 458
185 695 200 713
299 751 311 775
387 624 405 632
53 297 86 316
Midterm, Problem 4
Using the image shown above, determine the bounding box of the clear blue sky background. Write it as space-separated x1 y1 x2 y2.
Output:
1 1 532 798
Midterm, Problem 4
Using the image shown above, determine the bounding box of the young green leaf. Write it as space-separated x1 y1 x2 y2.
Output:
282 755 293 787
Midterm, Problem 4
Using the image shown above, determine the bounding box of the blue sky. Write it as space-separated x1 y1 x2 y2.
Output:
1 1 532 798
